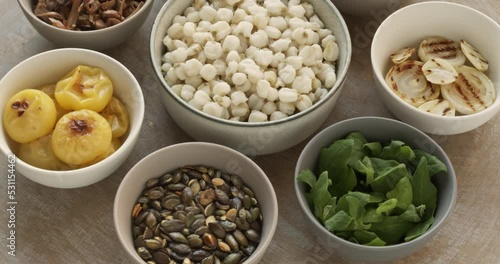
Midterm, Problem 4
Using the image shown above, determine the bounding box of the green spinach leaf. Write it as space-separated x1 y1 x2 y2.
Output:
325 210 353 232
318 139 357 198
363 142 383 157
404 216 435 242
369 216 415 245
346 132 368 167
370 162 410 193
386 176 413 211
398 204 421 223
297 169 317 189
310 171 333 220
412 157 437 221
376 198 398 216
413 149 447 176
322 197 338 222
354 230 387 246
363 207 385 224
355 157 375 186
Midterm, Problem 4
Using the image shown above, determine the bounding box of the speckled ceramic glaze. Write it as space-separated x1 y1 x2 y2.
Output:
0 48 145 188
150 0 352 155
295 117 457 263
114 142 278 263
372 2 500 135
17 0 153 50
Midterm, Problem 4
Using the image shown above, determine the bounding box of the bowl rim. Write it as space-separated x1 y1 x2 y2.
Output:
294 116 458 251
371 1 500 121
0 48 145 179
113 141 279 263
17 0 153 34
149 0 352 128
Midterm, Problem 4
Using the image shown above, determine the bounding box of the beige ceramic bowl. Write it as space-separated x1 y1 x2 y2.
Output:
371 1 500 135
114 142 278 263
17 0 153 50
295 117 457 263
0 48 145 188
150 0 352 155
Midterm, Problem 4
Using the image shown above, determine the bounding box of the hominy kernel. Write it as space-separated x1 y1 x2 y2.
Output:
278 101 295 115
256 80 271 99
278 65 296 85
292 75 313 94
295 94 313 112
278 88 299 103
226 50 241 63
202 102 223 117
213 82 231 96
180 85 196 101
200 64 217 81
249 30 269 48
261 101 278 115
232 73 247 86
161 0 339 122
248 110 267 122
199 5 217 22
270 111 288 121
248 94 265 111
231 91 248 106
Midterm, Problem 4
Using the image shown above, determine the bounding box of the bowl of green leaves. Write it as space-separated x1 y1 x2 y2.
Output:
294 116 457 263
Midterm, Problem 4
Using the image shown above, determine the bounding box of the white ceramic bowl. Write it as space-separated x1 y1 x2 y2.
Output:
114 142 278 263
330 0 399 16
17 0 153 50
295 116 457 263
150 0 352 155
0 48 145 188
371 1 500 135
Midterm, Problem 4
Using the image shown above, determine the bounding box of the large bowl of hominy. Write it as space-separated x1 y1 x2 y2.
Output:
150 0 352 155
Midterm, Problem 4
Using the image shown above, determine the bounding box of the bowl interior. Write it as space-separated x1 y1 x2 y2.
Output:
114 142 278 263
0 48 144 187
150 0 352 127
295 117 457 251
372 2 500 120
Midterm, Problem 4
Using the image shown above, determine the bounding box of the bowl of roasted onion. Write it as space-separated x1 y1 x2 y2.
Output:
371 1 500 135
0 48 144 188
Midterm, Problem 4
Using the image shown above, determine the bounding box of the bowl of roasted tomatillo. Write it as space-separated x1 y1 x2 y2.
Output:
150 0 352 155
17 0 153 50
0 48 144 188
114 142 278 264
294 117 457 263
372 2 500 135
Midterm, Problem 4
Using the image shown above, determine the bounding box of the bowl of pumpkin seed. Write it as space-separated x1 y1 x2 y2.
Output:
113 142 278 264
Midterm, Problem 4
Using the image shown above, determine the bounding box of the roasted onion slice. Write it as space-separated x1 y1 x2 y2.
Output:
418 36 466 67
460 40 489 72
390 47 415 64
441 66 496 115
385 60 441 106
417 99 456 116
422 58 458 85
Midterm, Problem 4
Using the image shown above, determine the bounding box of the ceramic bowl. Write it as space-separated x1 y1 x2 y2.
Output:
294 116 457 263
113 142 278 263
330 0 400 16
0 48 145 188
17 0 153 50
371 1 500 135
150 0 352 155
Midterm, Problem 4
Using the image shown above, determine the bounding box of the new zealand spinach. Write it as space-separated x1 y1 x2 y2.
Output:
298 132 447 246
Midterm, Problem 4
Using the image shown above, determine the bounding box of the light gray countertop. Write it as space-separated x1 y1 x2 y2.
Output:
0 0 499 263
